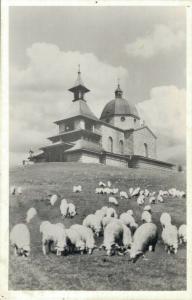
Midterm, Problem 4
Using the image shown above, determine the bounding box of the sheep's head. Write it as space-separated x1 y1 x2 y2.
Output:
129 250 143 263
19 245 30 257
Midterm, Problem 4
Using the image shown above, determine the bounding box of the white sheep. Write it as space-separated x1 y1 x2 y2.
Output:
60 199 68 218
10 223 30 257
83 214 102 236
50 194 58 206
26 207 37 223
168 188 177 197
99 181 106 187
137 195 145 206
17 186 23 195
40 221 67 255
120 191 129 199
106 207 118 218
101 216 116 228
149 196 156 204
144 189 150 197
131 187 140 197
129 187 134 197
10 186 16 195
121 223 133 250
157 194 164 203
95 187 104 194
149 191 156 197
66 228 86 254
103 187 111 195
68 203 77 218
160 212 172 228
127 209 134 216
141 211 152 223
111 188 119 195
70 224 96 254
108 196 119 206
119 212 138 231
100 220 124 255
129 223 158 262
107 181 112 187
95 209 107 219
161 224 178 254
73 185 82 193
143 205 152 213
178 224 186 244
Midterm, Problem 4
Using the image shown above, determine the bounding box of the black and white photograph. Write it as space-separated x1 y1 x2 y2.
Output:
1 0 191 297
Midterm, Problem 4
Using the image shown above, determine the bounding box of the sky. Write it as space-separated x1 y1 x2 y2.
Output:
9 6 186 166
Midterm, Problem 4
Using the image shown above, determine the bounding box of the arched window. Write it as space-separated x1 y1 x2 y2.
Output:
144 143 148 157
119 140 124 154
108 136 113 153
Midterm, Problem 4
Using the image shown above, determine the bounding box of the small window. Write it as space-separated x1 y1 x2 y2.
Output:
121 116 125 122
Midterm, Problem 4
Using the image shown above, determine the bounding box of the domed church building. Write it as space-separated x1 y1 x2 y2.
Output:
31 69 175 170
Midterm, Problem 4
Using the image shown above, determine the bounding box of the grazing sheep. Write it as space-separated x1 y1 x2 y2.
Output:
60 199 68 218
119 212 138 232
120 191 129 199
144 189 150 197
100 220 124 256
68 203 77 218
40 221 67 255
95 187 104 194
157 194 164 203
178 224 186 244
137 195 145 206
149 196 156 204
129 223 158 262
131 187 140 197
108 196 119 206
17 186 23 195
66 228 86 254
160 212 172 228
143 205 152 213
10 186 16 195
129 187 134 197
111 188 119 195
26 207 37 223
107 181 112 187
70 224 96 254
73 185 82 193
103 187 111 195
139 190 145 195
101 216 116 228
161 224 178 254
83 214 102 237
106 207 118 218
121 224 133 250
10 223 30 257
50 194 58 206
141 211 152 223
99 181 106 187
127 209 134 216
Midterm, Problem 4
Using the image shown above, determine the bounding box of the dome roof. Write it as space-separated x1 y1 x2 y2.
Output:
100 97 140 120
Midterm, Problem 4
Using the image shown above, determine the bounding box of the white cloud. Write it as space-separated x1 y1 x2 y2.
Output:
10 43 129 165
125 24 185 58
137 85 186 163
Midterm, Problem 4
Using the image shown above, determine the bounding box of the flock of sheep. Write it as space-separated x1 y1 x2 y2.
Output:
10 181 186 263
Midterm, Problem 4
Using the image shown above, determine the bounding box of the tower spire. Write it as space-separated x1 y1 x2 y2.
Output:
115 78 123 98
69 66 90 101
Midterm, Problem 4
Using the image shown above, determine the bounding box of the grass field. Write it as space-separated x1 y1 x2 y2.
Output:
9 162 186 290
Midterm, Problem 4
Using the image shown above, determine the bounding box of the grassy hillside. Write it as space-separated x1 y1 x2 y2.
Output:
9 162 186 290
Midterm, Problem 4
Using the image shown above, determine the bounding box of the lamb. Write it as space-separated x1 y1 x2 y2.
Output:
106 207 118 218
83 214 102 236
10 223 30 257
73 185 82 193
137 195 145 206
40 221 67 255
120 191 129 199
70 224 96 254
149 196 156 204
131 187 140 197
161 224 178 254
65 227 86 254
100 220 124 256
143 205 152 213
141 211 152 223
17 186 23 195
129 223 158 262
60 199 68 218
178 224 186 244
26 207 37 223
10 186 16 195
50 194 58 206
119 212 138 233
160 212 172 228
68 203 77 218
108 196 119 206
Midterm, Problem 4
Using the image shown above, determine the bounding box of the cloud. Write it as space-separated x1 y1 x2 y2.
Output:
125 24 185 58
10 43 129 165
137 85 186 164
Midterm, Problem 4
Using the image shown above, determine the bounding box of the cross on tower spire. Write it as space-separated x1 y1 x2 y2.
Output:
69 66 90 101
115 78 123 98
